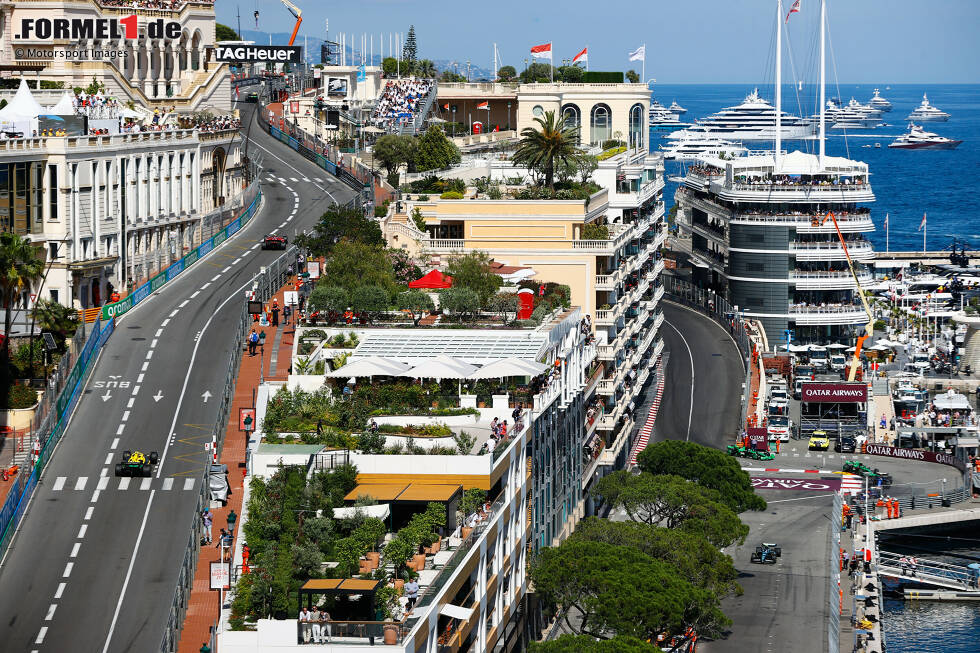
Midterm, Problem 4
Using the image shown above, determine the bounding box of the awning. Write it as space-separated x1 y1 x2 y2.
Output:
327 356 409 378
344 483 409 502
409 269 453 289
396 484 462 503
332 504 391 520
400 355 477 379
440 603 474 620
934 391 970 411
468 357 547 379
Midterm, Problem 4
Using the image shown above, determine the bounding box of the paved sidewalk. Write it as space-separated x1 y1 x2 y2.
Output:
176 280 296 652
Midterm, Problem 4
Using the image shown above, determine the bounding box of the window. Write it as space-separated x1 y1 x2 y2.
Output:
590 103 612 144
49 289 59 303
628 103 644 150
49 242 59 260
532 105 544 118
560 103 581 142
48 164 58 221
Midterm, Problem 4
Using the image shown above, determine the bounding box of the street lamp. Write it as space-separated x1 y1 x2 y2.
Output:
507 102 511 132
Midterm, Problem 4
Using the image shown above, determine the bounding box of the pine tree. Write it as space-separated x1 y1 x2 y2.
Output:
402 25 418 63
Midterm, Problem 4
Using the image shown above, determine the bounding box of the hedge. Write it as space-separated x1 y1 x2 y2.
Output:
582 71 624 83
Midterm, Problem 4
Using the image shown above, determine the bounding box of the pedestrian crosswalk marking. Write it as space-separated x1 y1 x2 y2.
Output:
97 477 109 490
74 477 87 491
162 478 174 491
52 477 66 491
184 478 194 491
302 177 310 182
140 478 152 491
290 177 298 182
118 477 130 490
314 177 323 182
49 476 197 491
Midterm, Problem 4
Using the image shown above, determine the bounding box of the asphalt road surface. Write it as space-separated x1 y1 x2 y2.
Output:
654 301 745 450
0 102 355 653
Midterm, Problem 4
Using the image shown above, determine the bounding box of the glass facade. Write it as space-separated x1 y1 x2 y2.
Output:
529 393 584 553
0 161 45 234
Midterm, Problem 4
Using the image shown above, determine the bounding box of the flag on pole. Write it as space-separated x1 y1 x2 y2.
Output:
442 103 450 110
785 0 802 23
530 43 552 59
572 47 588 65
883 213 888 229
476 101 490 110
918 212 927 231
628 45 645 62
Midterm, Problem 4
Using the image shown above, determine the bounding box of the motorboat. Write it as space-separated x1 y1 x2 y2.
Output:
888 123 962 150
660 137 747 162
649 99 690 131
906 93 950 122
826 99 883 129
668 100 687 114
666 89 815 142
868 88 892 112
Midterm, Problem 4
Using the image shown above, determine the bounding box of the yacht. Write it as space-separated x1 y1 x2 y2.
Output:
868 88 892 112
826 99 884 129
649 99 690 131
907 93 950 122
660 137 747 162
888 123 962 150
668 100 687 114
666 88 816 142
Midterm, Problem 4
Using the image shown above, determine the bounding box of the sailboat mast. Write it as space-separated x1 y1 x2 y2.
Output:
775 0 782 168
819 0 826 166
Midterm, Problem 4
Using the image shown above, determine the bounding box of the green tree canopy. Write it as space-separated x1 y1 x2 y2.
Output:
0 232 44 364
439 287 480 321
381 57 399 76
215 23 240 41
415 125 461 172
416 59 437 78
486 292 520 322
296 205 383 257
593 471 748 548
308 286 348 322
557 65 584 83
520 62 555 83
402 25 418 62
320 240 398 297
439 70 467 83
397 289 435 326
446 251 501 305
497 65 517 81
31 298 78 351
625 70 639 83
530 635 657 653
531 539 718 642
372 134 416 186
513 110 582 190
637 441 767 513
350 285 390 322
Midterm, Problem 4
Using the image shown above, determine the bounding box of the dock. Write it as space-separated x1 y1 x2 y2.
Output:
903 589 980 601
872 505 980 531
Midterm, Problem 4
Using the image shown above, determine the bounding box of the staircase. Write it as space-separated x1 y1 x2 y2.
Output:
398 81 438 136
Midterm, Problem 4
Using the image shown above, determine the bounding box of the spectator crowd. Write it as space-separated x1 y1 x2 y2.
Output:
372 79 433 132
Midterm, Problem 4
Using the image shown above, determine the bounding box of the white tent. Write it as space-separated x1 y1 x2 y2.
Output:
400 355 477 379
469 357 547 379
332 504 391 521
0 79 44 120
118 107 143 119
825 343 849 350
934 390 970 411
46 91 75 116
327 356 409 378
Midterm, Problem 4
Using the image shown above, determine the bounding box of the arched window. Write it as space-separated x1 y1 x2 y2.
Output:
590 103 612 145
629 103 645 150
561 104 581 142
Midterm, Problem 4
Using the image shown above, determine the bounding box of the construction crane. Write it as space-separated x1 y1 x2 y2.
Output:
280 0 303 46
824 211 874 382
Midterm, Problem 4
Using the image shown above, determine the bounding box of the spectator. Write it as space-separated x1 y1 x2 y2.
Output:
404 578 420 612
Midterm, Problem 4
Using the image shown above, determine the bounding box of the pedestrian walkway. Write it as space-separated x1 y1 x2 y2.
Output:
871 394 895 445
50 475 198 492
176 277 297 653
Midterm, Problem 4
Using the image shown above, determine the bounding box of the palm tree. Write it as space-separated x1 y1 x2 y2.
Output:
0 232 44 362
32 299 79 351
512 110 581 191
417 59 437 79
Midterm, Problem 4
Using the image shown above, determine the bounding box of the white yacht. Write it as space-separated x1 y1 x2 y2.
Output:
888 123 962 150
649 99 690 131
907 93 950 122
660 137 747 162
666 89 816 142
828 99 884 129
868 88 892 112
668 100 688 114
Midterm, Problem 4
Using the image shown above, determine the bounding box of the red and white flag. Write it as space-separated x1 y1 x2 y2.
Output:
530 42 552 59
476 101 490 110
883 213 889 229
918 212 927 231
785 0 801 23
572 47 588 64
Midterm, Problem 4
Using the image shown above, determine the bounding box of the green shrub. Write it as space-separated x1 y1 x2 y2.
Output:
440 191 464 199
581 223 609 240
597 146 626 161
5 383 37 409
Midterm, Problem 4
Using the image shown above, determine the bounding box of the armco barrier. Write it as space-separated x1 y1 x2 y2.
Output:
100 189 262 321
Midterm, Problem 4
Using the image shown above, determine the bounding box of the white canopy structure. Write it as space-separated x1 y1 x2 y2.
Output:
468 358 547 379
0 79 44 120
934 390 970 411
326 356 409 378
118 107 143 119
400 355 477 380
331 504 391 521
46 91 75 116
825 343 849 350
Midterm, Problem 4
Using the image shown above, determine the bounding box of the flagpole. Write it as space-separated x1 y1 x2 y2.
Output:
923 214 927 253
885 214 889 253
642 43 646 85
550 42 554 83
586 44 589 72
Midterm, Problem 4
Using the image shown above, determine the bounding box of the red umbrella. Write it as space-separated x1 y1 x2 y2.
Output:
408 270 453 289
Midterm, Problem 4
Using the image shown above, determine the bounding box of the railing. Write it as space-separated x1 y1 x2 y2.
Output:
428 239 466 251
878 551 976 590
296 618 407 645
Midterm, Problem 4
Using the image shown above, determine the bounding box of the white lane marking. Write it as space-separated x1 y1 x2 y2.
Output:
70 543 80 558
183 478 194 490
232 257 242 264
190 291 200 299
104 453 113 465
155 328 163 338
302 177 310 182
131 385 140 396
150 338 158 348
136 374 144 383
169 309 179 318
246 138 339 202
162 477 174 491
141 361 149 372
178 299 189 308
84 507 93 521
127 398 135 408
222 266 231 273
211 274 221 282
98 477 109 490
145 350 154 360
161 319 170 327
250 244 260 250
53 477 66 491
314 177 323 182
35 627 47 644
101 490 155 653
116 424 125 436
140 477 151 491
121 410 130 421
90 490 99 503
100 467 107 477
290 177 298 182
664 318 695 441
201 282 211 290
118 477 131 490
74 477 87 491
278 222 287 228
55 583 66 599
45 603 57 621
63 562 73 578
78 525 88 538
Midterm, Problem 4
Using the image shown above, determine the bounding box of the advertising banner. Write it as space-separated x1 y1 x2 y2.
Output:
198 238 214 258
751 477 842 491
864 444 966 471
214 45 302 63
151 272 167 292
100 295 132 321
165 258 184 281
209 561 231 590
801 382 868 403
130 281 151 305
326 77 348 98
183 249 199 267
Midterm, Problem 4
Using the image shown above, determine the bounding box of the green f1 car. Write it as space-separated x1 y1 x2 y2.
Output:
727 445 775 461
751 542 782 564
114 450 159 477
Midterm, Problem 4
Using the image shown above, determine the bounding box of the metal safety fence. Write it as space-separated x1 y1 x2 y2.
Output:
828 491 842 653
159 244 300 653
0 318 114 562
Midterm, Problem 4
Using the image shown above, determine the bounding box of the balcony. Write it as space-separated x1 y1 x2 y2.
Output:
790 240 875 262
647 285 665 311
595 301 624 326
790 270 873 290
595 268 623 292
676 188 733 219
784 304 871 325
647 258 666 281
427 239 466 252
599 414 635 463
732 211 875 233
713 180 875 203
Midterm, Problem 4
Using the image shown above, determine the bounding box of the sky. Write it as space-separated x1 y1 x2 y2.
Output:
219 0 980 83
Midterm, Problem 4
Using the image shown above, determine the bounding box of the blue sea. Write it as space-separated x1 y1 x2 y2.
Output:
651 84 980 253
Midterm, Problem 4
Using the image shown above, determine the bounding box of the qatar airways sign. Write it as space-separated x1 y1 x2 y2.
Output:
800 382 868 403
15 16 181 41
865 444 966 471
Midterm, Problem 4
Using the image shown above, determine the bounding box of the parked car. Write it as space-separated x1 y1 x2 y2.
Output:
830 354 848 373
767 415 793 442
835 436 857 453
808 431 830 451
